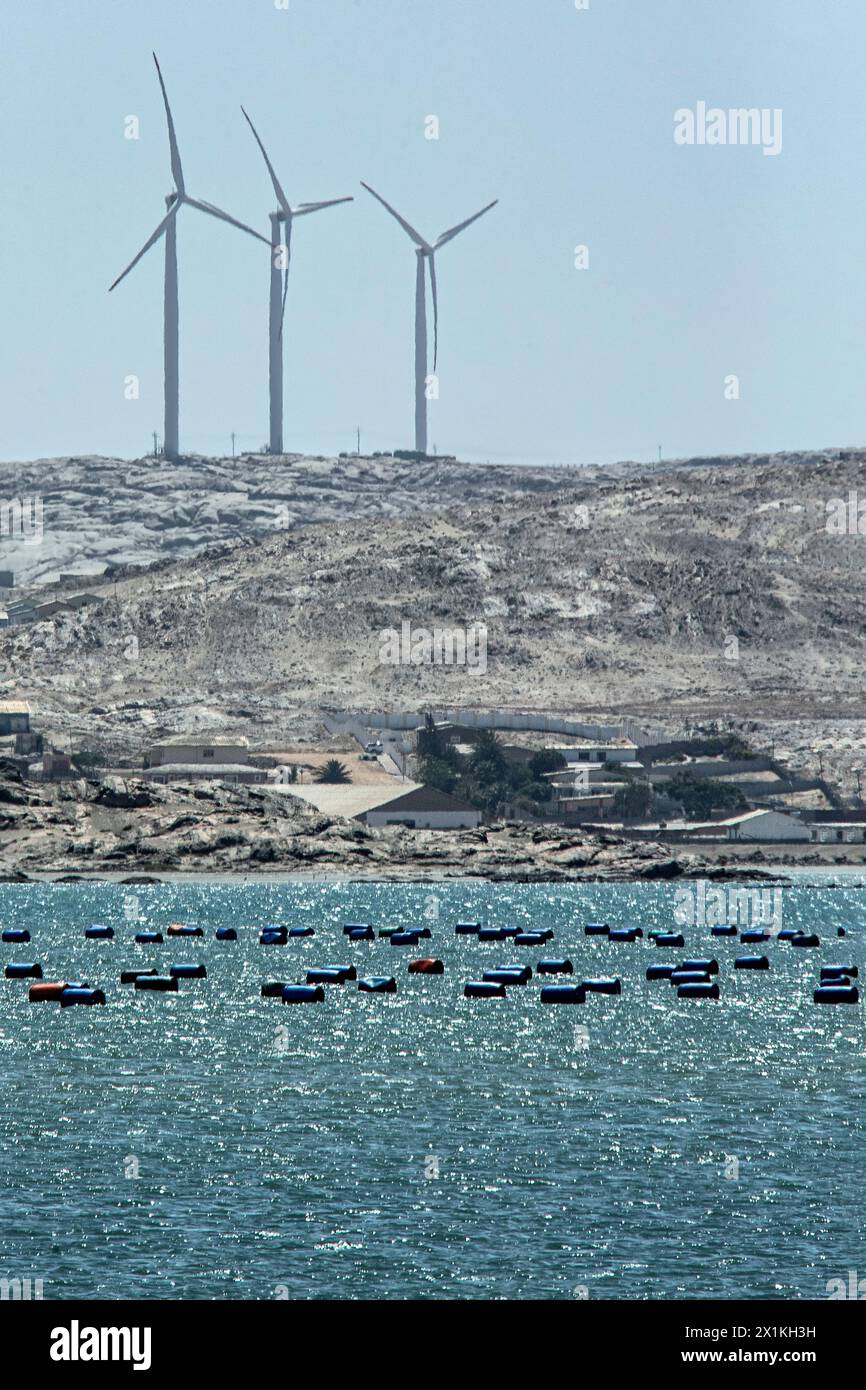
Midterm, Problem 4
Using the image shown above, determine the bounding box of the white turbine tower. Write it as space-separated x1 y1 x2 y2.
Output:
109 54 269 462
241 108 353 456
361 183 498 458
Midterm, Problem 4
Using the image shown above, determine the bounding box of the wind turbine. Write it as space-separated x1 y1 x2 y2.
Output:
241 108 353 456
361 183 497 458
109 54 269 462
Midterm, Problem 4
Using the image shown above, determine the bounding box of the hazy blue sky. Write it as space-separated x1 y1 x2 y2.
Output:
0 0 861 465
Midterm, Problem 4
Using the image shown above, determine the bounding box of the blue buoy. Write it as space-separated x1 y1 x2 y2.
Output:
5 962 42 979
711 926 738 937
654 933 685 948
483 967 531 986
540 984 586 1004
677 981 719 1000
838 927 847 937
170 926 204 937
584 923 609 936
1 929 30 943
343 923 372 935
378 928 401 938
358 976 397 993
464 980 506 999
289 927 315 938
514 931 551 945
390 931 422 946
261 980 287 997
169 963 207 979
740 930 770 943
791 934 820 948
537 959 573 975
348 926 375 941
455 922 481 935
135 975 178 992
306 967 348 985
777 929 800 941
323 964 357 981
135 931 164 944
646 963 676 980
479 927 508 941
85 925 114 939
60 987 106 1006
581 977 621 995
735 955 770 970
609 928 641 942
282 984 325 1003
814 984 859 1004
682 958 719 975
120 969 158 984
215 928 237 941
820 965 858 980
670 970 711 986
260 929 288 945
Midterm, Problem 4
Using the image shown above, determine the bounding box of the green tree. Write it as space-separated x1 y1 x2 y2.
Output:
613 779 655 820
314 759 352 785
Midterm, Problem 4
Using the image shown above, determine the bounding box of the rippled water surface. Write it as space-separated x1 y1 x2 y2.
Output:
1 879 865 1300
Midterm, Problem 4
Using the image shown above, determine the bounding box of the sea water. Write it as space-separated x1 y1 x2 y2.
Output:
0 878 864 1301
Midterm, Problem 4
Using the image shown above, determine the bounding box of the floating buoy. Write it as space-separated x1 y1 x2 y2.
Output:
537 959 573 975
282 984 325 1003
711 926 738 937
820 965 858 980
609 928 640 942
483 968 531 986
464 980 506 999
390 931 421 946
514 931 552 945
540 984 586 1004
135 931 164 944
455 922 481 935
479 927 508 941
169 963 207 979
343 923 372 935
324 964 357 981
167 925 204 938
654 933 685 948
777 929 800 941
682 958 719 975
215 928 237 941
838 927 847 937
740 930 770 943
120 969 158 984
289 927 315 938
260 929 288 945
60 987 106 1007
584 923 609 937
358 976 397 993
378 928 401 938
306 967 348 985
347 927 375 941
581 977 621 995
1 929 30 943
408 958 445 974
5 962 42 979
670 970 711 986
29 981 68 1002
135 975 178 992
735 955 770 970
646 964 676 980
791 934 820 948
84 925 114 940
814 984 859 1004
261 980 287 997
677 982 719 1000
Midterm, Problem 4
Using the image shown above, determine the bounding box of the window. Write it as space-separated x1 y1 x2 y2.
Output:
202 748 214 759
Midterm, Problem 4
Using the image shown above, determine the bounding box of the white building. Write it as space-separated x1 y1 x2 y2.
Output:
810 822 866 845
145 737 251 768
364 785 482 830
142 762 267 785
720 809 811 842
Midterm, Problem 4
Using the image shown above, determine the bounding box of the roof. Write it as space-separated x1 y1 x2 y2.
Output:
0 700 31 715
152 736 250 748
274 781 423 818
367 785 480 815
142 763 263 776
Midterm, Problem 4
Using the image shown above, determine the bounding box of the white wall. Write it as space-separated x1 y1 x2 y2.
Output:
367 809 482 830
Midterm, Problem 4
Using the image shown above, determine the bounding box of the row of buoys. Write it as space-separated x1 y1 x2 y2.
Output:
5 962 210 1005
262 957 447 1000
464 973 622 1003
814 964 859 1004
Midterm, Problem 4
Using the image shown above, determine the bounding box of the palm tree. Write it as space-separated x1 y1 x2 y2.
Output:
314 759 352 785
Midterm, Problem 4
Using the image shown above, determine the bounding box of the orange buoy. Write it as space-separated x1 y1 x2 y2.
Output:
408 958 445 975
29 981 68 1002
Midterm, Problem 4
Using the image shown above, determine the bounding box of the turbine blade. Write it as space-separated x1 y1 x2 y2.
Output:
240 106 292 218
185 196 271 245
152 52 185 194
278 220 292 341
293 196 354 217
428 253 439 372
360 182 430 249
435 199 498 250
109 204 178 291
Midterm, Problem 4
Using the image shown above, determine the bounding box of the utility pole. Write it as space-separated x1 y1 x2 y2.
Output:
231 432 237 459
152 431 159 459
356 427 361 457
